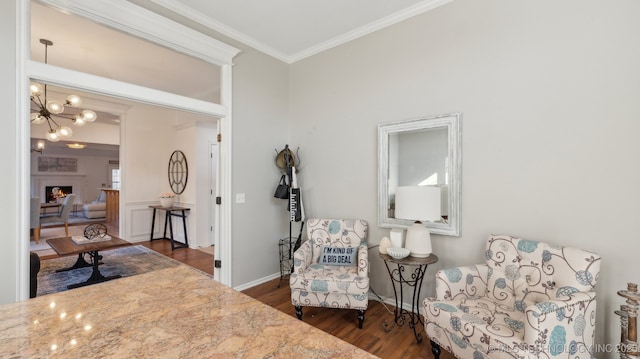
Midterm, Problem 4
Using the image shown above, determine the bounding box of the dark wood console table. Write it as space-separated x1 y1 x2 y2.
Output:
149 205 190 250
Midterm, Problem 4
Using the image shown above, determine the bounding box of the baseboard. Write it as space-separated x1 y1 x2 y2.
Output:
368 289 417 314
234 272 282 291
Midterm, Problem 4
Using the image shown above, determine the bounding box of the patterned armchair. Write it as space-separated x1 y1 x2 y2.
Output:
290 219 369 328
423 234 601 359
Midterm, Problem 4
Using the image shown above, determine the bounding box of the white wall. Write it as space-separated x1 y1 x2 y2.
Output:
289 0 640 352
0 0 20 304
122 103 179 242
30 149 119 204
122 1 293 287
119 101 217 250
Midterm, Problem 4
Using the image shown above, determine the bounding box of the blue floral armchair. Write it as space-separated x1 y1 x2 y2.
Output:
423 234 601 359
290 219 369 328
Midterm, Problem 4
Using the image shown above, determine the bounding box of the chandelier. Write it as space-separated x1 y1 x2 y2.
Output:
30 39 97 142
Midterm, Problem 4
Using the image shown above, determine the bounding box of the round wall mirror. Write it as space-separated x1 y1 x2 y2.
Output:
168 150 188 194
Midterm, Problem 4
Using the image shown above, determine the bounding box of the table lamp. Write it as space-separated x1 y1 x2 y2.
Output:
394 186 441 257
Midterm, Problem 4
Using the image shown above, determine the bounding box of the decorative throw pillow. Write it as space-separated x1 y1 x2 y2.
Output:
319 246 357 266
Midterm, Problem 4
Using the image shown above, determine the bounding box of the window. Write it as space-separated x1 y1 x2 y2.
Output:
110 167 120 190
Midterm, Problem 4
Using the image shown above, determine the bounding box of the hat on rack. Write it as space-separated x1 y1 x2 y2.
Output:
275 148 296 170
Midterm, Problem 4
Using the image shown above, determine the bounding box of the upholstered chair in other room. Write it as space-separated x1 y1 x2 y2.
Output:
40 194 76 236
423 234 601 359
30 197 41 244
290 219 369 328
83 190 107 219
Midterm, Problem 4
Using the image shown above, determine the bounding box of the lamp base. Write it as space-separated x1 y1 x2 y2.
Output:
404 222 432 257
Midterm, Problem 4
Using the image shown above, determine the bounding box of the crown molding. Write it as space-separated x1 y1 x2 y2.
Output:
150 0 453 64
149 0 291 63
289 0 454 63
35 0 240 65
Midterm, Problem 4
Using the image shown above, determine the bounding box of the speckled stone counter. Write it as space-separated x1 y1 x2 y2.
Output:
0 265 379 358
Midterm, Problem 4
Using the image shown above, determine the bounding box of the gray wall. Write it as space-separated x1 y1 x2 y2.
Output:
289 0 640 351
4 0 640 352
0 0 20 304
230 49 291 286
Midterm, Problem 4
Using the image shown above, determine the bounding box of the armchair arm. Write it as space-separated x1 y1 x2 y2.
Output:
435 264 488 300
357 243 369 277
292 239 313 274
524 292 597 356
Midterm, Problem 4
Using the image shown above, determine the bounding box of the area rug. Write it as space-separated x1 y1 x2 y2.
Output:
37 245 181 296
31 226 88 257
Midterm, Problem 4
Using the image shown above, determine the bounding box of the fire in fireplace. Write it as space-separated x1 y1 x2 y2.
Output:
45 186 72 203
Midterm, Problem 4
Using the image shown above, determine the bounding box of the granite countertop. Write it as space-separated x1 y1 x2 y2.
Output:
0 265 379 358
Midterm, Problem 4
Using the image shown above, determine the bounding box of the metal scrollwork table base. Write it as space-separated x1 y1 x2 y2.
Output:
379 252 438 343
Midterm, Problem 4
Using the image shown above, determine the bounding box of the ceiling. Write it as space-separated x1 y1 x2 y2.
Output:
145 0 453 63
31 1 221 103
29 0 452 148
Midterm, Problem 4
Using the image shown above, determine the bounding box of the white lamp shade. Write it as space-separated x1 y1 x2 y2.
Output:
57 126 73 138
66 94 82 106
81 110 97 122
72 115 86 126
45 101 64 114
395 186 441 222
45 130 59 142
395 186 441 257
30 113 45 124
30 82 43 95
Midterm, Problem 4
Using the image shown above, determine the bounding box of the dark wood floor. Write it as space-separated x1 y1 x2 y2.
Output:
141 239 214 275
144 239 454 359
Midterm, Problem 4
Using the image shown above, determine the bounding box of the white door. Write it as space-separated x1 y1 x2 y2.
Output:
208 141 218 248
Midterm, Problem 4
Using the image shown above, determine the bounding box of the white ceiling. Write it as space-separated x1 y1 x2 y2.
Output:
31 1 221 103
147 0 453 63
29 0 453 148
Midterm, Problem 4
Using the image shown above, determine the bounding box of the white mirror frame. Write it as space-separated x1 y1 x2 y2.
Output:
378 113 461 236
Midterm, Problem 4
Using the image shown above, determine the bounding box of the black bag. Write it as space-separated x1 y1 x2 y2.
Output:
274 175 289 199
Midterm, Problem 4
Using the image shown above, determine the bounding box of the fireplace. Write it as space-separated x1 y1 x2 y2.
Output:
31 175 85 205
45 186 73 203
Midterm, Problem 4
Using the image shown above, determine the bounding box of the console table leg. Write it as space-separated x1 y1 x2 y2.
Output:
149 208 158 241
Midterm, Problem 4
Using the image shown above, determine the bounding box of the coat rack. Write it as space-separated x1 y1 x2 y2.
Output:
275 144 304 285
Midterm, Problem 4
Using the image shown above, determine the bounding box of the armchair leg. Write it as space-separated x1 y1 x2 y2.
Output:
430 340 441 359
357 309 365 329
294 306 302 320
64 223 69 236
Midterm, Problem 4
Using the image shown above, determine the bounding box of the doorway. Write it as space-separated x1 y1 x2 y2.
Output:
18 0 239 298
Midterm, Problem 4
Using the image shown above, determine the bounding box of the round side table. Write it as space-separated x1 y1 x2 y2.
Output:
379 252 438 343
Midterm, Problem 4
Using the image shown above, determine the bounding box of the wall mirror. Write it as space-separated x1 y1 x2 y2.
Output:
378 113 461 236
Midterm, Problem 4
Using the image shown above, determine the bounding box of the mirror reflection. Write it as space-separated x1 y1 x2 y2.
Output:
378 113 461 236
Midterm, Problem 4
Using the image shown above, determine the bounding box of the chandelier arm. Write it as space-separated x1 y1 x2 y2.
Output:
45 119 55 132
50 113 77 121
31 94 45 109
47 117 60 130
